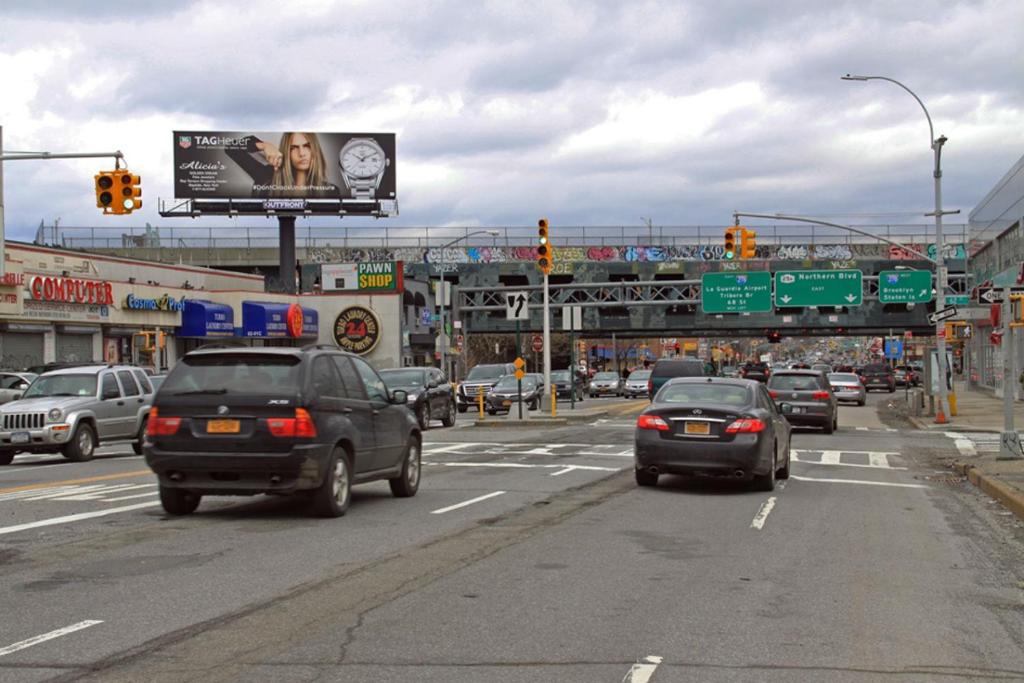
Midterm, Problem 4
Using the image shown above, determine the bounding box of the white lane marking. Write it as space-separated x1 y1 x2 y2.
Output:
550 467 575 477
750 497 777 530
0 501 160 536
789 475 928 489
28 483 155 502
422 443 479 455
867 452 890 468
953 438 977 457
102 491 160 502
0 620 103 658
790 450 904 470
856 427 869 431
430 491 506 515
819 450 842 465
622 654 663 683
426 462 620 473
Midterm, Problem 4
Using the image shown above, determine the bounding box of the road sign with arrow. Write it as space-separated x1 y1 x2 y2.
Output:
505 291 529 320
774 269 863 307
976 287 1024 305
878 270 933 304
928 306 958 325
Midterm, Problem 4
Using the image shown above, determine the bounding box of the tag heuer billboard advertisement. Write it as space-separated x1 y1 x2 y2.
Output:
173 131 396 201
321 261 404 293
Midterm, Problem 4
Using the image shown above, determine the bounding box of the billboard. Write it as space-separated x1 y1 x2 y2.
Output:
173 131 396 201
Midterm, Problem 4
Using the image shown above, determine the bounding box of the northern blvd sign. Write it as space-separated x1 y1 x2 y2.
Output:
878 270 933 304
701 272 772 314
774 270 863 307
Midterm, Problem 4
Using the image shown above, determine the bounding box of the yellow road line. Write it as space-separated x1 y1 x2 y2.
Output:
0 470 152 495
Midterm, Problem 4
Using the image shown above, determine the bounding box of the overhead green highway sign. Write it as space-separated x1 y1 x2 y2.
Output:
774 269 863 307
701 271 772 313
878 270 933 304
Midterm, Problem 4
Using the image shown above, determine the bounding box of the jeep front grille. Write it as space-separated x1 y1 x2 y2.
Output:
4 413 45 430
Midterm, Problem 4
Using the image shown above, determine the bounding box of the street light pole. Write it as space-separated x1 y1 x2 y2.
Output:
842 74 953 424
437 230 499 379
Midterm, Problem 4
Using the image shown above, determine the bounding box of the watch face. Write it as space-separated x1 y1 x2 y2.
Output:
340 141 386 178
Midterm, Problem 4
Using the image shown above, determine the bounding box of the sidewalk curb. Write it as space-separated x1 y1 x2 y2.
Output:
907 414 999 433
952 461 1024 522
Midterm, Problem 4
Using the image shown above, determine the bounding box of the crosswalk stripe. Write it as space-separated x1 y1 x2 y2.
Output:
819 450 842 465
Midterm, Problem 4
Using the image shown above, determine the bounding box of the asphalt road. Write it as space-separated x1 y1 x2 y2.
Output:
0 392 1022 682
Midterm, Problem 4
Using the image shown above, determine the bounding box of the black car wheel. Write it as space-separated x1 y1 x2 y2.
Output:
754 452 776 491
0 450 15 466
159 486 201 515
777 445 791 480
857 399 866 407
822 416 834 434
416 404 429 431
441 400 456 427
487 408 497 416
635 468 658 487
389 437 421 498
132 417 148 455
63 423 96 462
529 397 539 411
312 448 351 518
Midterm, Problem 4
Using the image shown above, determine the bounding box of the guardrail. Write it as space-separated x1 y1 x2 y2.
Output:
42 223 970 251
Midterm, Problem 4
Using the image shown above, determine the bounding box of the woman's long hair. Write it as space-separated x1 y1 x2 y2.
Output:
271 132 328 197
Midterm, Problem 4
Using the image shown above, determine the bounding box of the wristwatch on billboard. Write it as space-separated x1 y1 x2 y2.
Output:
339 137 390 199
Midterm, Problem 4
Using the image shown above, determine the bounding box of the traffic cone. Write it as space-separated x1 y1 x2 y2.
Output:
934 399 949 425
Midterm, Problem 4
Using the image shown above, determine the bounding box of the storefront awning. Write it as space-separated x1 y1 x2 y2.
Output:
179 300 235 337
242 301 318 339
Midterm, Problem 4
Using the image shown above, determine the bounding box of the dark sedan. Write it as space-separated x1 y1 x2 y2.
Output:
634 377 791 491
486 375 542 414
767 370 838 434
551 369 586 401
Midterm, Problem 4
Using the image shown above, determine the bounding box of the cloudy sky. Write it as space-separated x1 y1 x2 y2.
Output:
1 0 1021 241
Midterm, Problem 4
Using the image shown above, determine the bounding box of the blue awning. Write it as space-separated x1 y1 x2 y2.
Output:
179 300 235 337
242 301 318 338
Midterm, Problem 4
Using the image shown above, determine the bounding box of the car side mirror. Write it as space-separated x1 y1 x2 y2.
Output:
779 402 794 414
428 380 439 389
391 389 408 405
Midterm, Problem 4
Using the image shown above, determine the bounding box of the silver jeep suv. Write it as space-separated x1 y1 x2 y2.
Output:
0 365 153 465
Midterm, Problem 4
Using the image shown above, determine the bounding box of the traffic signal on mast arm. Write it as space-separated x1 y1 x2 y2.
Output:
723 227 739 260
112 171 142 215
740 227 757 259
95 171 116 212
537 218 552 274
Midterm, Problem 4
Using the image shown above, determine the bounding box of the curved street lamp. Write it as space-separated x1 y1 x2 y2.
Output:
437 229 500 378
842 73 953 423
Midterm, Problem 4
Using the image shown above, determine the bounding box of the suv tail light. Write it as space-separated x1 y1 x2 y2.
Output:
725 418 766 433
267 408 317 438
147 408 181 436
811 391 830 400
647 378 653 394
768 390 779 399
637 414 669 431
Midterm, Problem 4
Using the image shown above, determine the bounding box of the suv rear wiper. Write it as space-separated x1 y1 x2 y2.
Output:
171 388 229 396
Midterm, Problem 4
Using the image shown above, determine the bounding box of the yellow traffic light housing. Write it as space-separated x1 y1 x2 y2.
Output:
95 171 116 212
537 218 552 275
723 227 738 260
740 228 757 259
113 172 141 214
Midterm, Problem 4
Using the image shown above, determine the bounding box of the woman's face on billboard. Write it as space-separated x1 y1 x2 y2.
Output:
289 133 312 171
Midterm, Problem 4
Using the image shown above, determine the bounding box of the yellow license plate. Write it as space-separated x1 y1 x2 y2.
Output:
502 400 512 407
684 421 710 435
207 419 240 434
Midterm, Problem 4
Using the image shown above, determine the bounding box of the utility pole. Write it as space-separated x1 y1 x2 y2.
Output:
999 287 1021 459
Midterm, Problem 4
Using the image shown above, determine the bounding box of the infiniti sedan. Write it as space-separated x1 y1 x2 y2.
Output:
634 377 791 491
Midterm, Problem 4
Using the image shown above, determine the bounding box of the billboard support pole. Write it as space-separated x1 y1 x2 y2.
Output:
279 216 296 294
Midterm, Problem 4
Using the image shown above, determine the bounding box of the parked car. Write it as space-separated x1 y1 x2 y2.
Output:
860 363 896 392
739 362 771 382
828 372 867 406
623 369 651 398
634 377 791 491
767 370 838 433
0 365 153 465
589 371 623 398
144 346 421 517
551 369 586 401
0 372 35 405
486 375 543 414
380 367 456 430
456 363 516 412
649 358 709 399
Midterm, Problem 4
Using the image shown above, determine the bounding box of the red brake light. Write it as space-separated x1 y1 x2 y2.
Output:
267 408 318 438
647 378 653 393
637 414 670 431
725 418 766 433
146 408 181 436
811 391 830 400
768 390 779 399
859 376 867 384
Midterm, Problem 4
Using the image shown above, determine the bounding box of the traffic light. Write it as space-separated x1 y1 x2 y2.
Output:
766 330 782 343
740 227 757 259
113 172 141 214
95 171 116 212
723 227 739 260
536 218 552 274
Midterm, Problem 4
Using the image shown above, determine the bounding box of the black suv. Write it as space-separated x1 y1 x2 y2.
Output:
380 366 456 430
456 363 516 412
144 346 421 518
739 362 771 383
859 363 895 392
